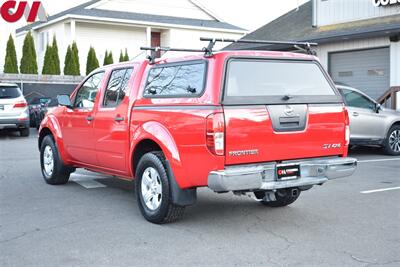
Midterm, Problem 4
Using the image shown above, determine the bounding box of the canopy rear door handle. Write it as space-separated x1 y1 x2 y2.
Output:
114 116 124 122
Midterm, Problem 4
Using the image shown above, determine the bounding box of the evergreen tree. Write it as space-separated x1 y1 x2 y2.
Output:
42 45 55 74
123 49 129 61
71 41 80 75
107 51 113 65
20 31 38 74
4 34 18 73
51 36 60 75
119 50 124 62
103 50 109 66
86 47 99 75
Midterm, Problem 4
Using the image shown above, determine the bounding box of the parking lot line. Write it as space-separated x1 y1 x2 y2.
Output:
360 186 400 194
357 158 400 163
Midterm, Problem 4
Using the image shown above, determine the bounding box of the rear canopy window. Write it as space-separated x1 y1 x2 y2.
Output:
0 86 21 99
144 61 206 97
225 59 339 104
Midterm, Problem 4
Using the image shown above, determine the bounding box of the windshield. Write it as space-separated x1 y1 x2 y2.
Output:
0 86 21 99
224 59 339 104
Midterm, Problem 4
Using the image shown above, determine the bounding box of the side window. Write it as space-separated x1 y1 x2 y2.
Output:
103 68 133 107
341 89 375 110
74 72 104 109
144 61 206 97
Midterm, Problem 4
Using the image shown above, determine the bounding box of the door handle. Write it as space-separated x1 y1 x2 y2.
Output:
86 116 94 121
114 116 124 122
352 112 359 117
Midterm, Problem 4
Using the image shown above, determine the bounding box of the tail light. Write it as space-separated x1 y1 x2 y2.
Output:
206 112 225 156
344 107 350 146
13 101 27 108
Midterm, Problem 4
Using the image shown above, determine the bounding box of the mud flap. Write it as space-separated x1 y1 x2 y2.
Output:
165 159 197 206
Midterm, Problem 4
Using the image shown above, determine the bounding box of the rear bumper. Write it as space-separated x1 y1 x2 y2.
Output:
208 157 357 192
0 118 29 129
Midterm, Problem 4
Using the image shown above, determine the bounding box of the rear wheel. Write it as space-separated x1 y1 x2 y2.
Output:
254 188 300 207
384 125 400 156
40 135 73 185
19 128 30 137
136 152 185 224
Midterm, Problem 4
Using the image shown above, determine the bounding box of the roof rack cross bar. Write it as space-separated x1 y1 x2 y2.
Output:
199 37 318 47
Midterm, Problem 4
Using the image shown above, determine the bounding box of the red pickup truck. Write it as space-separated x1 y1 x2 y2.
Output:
39 45 357 223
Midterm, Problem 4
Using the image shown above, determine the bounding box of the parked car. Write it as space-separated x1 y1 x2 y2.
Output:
336 84 400 155
28 97 42 128
0 83 30 136
38 48 357 224
35 98 58 129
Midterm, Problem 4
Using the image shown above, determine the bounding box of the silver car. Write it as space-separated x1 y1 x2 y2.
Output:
336 84 400 155
0 83 30 137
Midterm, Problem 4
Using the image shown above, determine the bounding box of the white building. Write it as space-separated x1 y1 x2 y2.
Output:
13 0 246 75
229 0 400 107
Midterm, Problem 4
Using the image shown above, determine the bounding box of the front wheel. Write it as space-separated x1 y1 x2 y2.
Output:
254 188 300 207
40 135 72 185
384 125 400 156
135 152 185 224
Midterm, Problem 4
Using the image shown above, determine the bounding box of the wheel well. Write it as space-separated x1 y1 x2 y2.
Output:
392 121 400 128
132 139 162 175
38 128 53 150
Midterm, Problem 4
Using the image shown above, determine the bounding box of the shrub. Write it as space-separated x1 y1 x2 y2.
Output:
20 31 38 74
4 34 18 73
51 36 60 75
86 47 99 75
103 50 113 65
71 41 80 75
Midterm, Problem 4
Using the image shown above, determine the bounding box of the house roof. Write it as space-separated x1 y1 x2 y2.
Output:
226 1 400 50
17 0 245 34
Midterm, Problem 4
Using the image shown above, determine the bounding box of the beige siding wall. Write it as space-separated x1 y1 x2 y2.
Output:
315 0 400 26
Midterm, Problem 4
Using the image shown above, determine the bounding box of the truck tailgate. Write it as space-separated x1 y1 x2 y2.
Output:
224 104 347 165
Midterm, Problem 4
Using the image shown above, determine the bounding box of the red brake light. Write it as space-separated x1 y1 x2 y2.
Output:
344 107 350 146
206 112 225 156
13 101 27 108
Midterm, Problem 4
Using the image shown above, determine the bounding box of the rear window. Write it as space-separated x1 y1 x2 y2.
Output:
144 61 206 98
224 59 341 105
0 86 21 99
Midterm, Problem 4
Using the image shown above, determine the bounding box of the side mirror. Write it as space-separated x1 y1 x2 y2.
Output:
57 95 73 109
375 103 382 113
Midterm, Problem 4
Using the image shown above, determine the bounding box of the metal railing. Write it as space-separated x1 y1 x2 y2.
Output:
377 86 400 110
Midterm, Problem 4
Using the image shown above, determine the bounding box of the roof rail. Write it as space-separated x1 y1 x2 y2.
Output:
140 38 319 64
200 37 318 55
140 46 209 64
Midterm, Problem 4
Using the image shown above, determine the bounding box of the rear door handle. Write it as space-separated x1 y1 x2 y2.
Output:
114 116 124 122
352 112 359 117
86 116 94 121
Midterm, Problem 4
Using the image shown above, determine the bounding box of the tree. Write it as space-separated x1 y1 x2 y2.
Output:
20 31 38 74
119 50 124 62
4 34 18 73
63 45 78 75
51 36 60 75
123 49 129 61
86 47 99 75
71 41 80 75
103 50 113 65
42 45 55 74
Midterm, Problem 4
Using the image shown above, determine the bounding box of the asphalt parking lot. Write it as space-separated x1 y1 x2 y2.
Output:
1 129 399 266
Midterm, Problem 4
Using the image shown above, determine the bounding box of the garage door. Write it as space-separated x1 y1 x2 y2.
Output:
329 47 390 100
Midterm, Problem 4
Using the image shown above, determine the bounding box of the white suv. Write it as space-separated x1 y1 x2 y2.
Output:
0 83 30 137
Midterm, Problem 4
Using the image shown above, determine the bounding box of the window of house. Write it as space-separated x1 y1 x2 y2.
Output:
74 72 104 109
144 61 206 97
103 68 133 107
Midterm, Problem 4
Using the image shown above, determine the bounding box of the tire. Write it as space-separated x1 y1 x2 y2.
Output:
254 188 300 207
40 135 72 185
135 152 185 224
383 125 400 156
19 128 30 137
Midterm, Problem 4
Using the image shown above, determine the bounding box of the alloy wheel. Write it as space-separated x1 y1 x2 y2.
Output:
389 130 400 152
141 167 162 210
43 145 54 176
